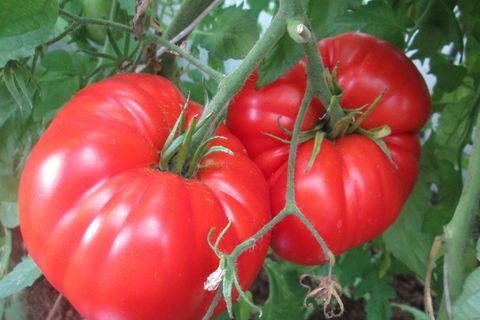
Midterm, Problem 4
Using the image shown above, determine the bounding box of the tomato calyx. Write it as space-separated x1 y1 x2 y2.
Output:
158 102 232 178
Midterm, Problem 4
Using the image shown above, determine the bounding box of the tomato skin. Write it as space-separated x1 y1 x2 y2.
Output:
19 74 270 319
227 32 431 265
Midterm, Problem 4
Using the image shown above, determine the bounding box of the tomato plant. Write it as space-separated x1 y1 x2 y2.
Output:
18 73 270 319
227 32 431 265
1 0 480 319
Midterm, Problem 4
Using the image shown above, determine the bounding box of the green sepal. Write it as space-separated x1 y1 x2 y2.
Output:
358 127 393 164
347 90 386 134
305 131 325 172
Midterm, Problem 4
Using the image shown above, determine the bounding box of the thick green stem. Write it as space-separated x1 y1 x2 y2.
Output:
191 0 294 148
291 0 345 127
438 96 480 319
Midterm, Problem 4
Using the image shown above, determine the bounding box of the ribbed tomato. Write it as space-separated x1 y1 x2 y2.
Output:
19 73 270 319
227 32 431 265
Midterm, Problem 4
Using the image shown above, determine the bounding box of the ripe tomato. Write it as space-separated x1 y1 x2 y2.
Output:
19 73 271 319
227 32 431 265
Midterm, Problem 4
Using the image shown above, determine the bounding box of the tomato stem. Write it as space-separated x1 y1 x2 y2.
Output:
58 9 225 82
437 88 480 320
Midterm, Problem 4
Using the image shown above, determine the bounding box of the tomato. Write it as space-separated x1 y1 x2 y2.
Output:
19 73 271 319
227 32 431 265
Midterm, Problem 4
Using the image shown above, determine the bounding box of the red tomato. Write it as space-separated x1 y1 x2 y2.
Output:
227 32 431 265
19 73 271 319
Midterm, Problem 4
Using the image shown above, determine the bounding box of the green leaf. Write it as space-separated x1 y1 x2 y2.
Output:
247 0 271 18
193 6 260 60
257 33 303 87
308 0 349 38
326 0 412 49
355 271 395 320
0 85 16 127
430 54 467 93
262 259 306 320
392 303 430 320
0 0 59 67
0 256 42 299
410 0 463 59
476 238 480 261
34 75 81 121
4 296 25 320
0 176 19 229
383 172 433 278
453 267 480 319
117 0 135 16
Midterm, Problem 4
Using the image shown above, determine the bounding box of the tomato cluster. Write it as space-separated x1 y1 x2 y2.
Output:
19 32 430 318
227 32 431 265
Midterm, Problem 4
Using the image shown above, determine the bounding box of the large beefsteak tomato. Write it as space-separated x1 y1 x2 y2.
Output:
19 73 271 319
227 32 431 265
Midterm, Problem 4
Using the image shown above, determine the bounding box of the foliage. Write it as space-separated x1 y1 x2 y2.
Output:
0 0 479 319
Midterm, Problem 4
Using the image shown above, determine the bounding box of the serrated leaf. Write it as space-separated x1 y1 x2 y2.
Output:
0 0 59 67
0 176 19 229
0 256 42 299
262 259 306 320
257 33 303 87
34 76 80 121
453 267 480 320
193 6 259 60
327 0 412 49
383 172 433 278
356 271 395 319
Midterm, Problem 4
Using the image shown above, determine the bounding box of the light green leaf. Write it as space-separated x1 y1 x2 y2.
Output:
0 256 42 299
0 176 19 229
117 0 135 16
392 303 430 320
0 0 59 67
476 238 480 261
453 267 480 320
193 6 260 60
257 33 303 87
383 173 433 278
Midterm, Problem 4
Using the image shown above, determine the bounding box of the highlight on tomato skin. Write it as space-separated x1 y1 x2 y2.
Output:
18 73 271 320
227 31 432 266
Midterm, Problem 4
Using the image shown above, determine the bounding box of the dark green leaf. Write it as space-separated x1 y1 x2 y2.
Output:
355 271 395 319
383 172 433 278
247 0 271 18
193 6 260 60
308 0 349 38
34 76 81 121
326 1 412 49
430 54 467 93
0 256 42 299
410 0 463 59
262 259 306 320
0 85 16 127
257 33 303 87
0 0 59 67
